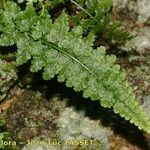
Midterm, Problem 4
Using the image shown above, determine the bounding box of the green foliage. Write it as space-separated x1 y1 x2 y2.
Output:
48 0 63 6
0 59 17 101
72 0 112 31
15 0 132 41
17 0 63 8
71 0 132 41
0 1 150 133
0 117 18 150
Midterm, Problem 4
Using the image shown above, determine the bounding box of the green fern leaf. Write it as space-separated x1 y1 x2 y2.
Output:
0 1 20 46
71 0 111 31
0 1 150 133
38 14 150 131
71 0 132 41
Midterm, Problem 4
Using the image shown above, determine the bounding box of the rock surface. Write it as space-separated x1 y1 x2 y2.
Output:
3 90 112 150
113 0 150 52
0 60 17 101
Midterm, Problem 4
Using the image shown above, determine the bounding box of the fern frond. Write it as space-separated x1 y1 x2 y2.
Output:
71 0 111 31
71 0 132 41
0 1 150 132
104 21 133 41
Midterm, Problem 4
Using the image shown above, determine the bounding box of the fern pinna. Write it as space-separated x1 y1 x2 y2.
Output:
0 1 150 133
71 0 132 41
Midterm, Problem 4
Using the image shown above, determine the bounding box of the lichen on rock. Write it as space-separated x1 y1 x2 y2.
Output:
0 59 17 101
113 0 150 52
121 27 150 52
3 90 113 150
137 0 150 24
143 96 150 118
57 107 112 150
